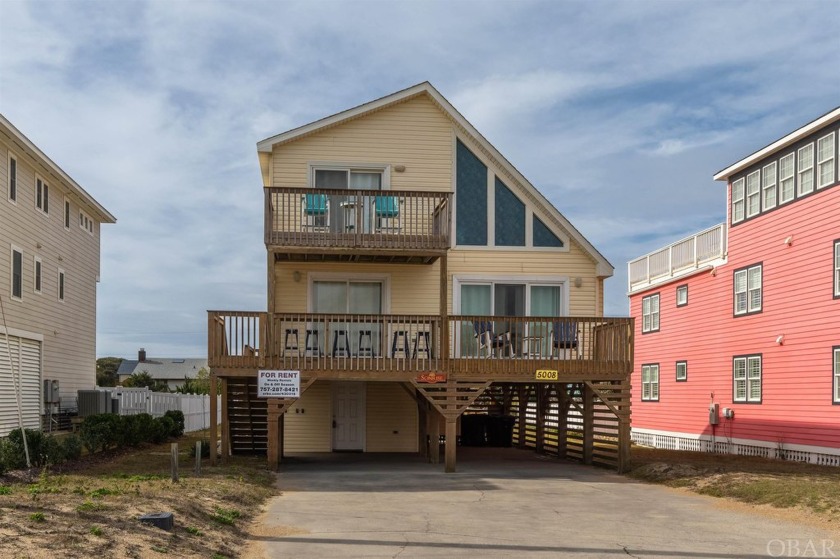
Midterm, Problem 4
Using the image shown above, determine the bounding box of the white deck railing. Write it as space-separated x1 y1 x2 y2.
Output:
628 223 726 293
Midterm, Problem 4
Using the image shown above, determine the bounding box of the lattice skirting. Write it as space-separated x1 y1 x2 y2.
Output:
631 430 840 467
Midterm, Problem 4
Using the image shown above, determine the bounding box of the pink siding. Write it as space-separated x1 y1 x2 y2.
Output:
631 185 840 450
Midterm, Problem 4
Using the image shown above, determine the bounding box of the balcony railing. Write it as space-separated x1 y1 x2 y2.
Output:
627 223 727 293
265 187 451 253
208 311 633 379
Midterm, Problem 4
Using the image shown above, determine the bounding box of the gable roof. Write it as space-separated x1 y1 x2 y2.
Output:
713 106 840 182
117 358 208 380
0 114 116 224
257 82 613 277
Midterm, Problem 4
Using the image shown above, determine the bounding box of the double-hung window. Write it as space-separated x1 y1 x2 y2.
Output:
817 132 835 188
746 170 760 217
834 347 840 404
642 293 660 333
641 364 659 401
36 176 49 215
11 247 22 299
797 144 814 196
778 153 795 204
8 153 16 202
762 162 777 210
731 178 745 223
734 264 762 316
834 240 840 298
734 355 762 403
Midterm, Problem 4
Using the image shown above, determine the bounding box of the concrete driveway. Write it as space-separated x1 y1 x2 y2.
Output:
248 448 837 558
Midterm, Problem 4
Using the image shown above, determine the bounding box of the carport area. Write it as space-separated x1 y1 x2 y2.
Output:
247 448 835 559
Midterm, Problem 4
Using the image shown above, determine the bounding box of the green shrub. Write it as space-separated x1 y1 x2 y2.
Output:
62 435 82 461
118 414 155 447
7 428 45 468
39 435 65 466
150 417 172 444
79 414 120 454
163 410 185 438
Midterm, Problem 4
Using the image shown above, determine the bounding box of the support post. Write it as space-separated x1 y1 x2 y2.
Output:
517 385 528 449
195 441 202 476
220 377 229 460
583 383 594 465
418 399 428 458
445 417 457 473
170 443 179 483
439 255 449 364
557 386 569 460
209 373 218 465
429 409 441 464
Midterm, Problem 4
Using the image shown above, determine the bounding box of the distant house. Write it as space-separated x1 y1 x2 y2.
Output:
627 107 840 464
1 115 115 436
117 348 208 391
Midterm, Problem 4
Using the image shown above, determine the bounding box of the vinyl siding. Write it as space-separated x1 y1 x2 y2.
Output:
283 381 332 453
365 382 418 452
0 138 103 406
271 96 453 191
631 184 840 450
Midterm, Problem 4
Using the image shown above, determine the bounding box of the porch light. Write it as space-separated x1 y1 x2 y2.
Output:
776 334 785 345
784 235 793 246
293 271 302 282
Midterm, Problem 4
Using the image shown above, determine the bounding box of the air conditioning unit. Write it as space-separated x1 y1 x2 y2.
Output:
77 390 110 417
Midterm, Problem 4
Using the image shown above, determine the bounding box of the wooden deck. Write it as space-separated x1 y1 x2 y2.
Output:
207 311 634 381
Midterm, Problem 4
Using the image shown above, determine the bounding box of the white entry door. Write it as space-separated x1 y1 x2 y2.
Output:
332 382 366 451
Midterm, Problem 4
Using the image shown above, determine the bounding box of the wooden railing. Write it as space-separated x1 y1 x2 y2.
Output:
628 222 726 293
208 311 633 378
265 187 451 252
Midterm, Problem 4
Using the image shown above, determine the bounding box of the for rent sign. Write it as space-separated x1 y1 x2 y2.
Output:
257 370 300 398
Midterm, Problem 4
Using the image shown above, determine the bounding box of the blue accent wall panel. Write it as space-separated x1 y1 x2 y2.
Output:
456 140 488 246
533 215 564 247
495 177 525 246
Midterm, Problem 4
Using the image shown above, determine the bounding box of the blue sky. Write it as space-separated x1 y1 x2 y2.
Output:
1 0 838 358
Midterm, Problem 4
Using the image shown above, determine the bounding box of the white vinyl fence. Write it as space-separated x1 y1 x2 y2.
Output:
95 387 221 433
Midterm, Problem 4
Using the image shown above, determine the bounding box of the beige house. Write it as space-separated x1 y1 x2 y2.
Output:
209 83 633 471
0 115 115 435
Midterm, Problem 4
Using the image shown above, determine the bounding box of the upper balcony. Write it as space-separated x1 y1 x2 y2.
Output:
265 187 452 264
208 311 633 383
627 223 727 294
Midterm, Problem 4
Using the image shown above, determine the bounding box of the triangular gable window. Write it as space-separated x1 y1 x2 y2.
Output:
533 216 564 247
495 178 525 246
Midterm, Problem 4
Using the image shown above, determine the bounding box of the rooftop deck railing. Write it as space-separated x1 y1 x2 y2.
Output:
265 187 451 252
208 311 633 379
627 223 726 293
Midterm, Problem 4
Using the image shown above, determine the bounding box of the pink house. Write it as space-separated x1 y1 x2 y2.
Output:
627 107 840 465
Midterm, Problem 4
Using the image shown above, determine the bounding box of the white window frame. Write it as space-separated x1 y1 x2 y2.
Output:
7 151 17 203
734 264 762 316
641 364 659 401
35 174 49 215
79 209 94 235
834 240 840 299
641 293 660 333
10 245 23 300
33 255 42 295
746 170 760 217
58 268 65 302
761 161 777 211
778 152 795 204
307 162 391 190
734 355 762 403
676 285 688 307
797 143 814 196
834 347 840 404
731 178 745 223
675 360 687 382
817 132 835 189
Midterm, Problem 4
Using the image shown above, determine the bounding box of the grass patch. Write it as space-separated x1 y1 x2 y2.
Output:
185 526 202 536
0 487 11 495
29 512 45 522
89 526 103 537
210 507 241 525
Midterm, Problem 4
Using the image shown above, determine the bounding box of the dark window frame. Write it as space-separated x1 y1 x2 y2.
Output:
733 263 763 317
641 293 660 334
676 360 687 382
641 363 660 402
733 353 763 404
676 284 688 307
11 248 22 299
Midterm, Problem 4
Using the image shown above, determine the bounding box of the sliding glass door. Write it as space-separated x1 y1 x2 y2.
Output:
313 281 383 356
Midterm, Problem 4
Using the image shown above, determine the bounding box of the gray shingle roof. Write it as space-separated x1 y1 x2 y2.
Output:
117 358 208 380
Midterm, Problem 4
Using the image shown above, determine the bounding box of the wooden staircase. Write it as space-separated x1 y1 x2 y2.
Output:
226 377 268 454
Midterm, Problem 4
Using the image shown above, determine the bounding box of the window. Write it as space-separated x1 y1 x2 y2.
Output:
36 176 49 214
734 264 762 316
642 293 660 333
58 269 65 301
7 153 16 202
834 347 840 404
676 361 687 382
797 144 814 196
79 210 94 234
762 162 777 210
676 285 688 307
641 364 659 401
11 247 22 299
746 170 760 217
817 132 835 188
533 216 564 247
64 198 71 229
835 240 840 299
734 355 762 403
731 177 745 223
495 178 525 246
778 153 795 204
456 139 488 246
33 256 41 294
